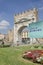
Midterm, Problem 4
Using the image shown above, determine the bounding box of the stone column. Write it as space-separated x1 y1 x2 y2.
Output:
30 38 33 44
14 26 19 45
18 32 22 44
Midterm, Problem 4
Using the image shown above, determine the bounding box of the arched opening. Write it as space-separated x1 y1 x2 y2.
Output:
18 26 30 44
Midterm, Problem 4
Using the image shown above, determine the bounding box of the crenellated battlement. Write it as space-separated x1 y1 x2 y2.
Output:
15 8 38 16
14 8 38 23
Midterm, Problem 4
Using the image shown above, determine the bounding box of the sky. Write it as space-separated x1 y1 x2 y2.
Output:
0 0 43 34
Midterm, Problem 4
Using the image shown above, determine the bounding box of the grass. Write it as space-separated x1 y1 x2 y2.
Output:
0 45 42 65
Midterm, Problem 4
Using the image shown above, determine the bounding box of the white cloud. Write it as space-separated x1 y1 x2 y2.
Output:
0 20 10 29
38 7 43 10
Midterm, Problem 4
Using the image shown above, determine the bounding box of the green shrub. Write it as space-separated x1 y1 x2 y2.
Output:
34 45 39 48
3 45 11 47
41 45 43 48
0 44 11 48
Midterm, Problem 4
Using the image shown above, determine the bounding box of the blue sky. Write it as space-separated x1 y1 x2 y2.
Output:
0 0 43 34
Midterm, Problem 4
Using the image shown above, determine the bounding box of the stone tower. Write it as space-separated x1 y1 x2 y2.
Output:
14 8 38 45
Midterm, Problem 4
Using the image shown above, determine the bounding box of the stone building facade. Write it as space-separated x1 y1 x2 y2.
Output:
0 33 4 40
14 8 38 45
7 29 14 43
4 29 14 44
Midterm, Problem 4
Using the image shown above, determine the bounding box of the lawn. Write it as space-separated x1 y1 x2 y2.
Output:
0 44 43 65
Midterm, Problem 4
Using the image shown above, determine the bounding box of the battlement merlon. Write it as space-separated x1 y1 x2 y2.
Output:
14 8 38 23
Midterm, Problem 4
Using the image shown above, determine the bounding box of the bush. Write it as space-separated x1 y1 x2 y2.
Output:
0 44 11 48
41 46 43 48
34 45 39 48
3 45 11 47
